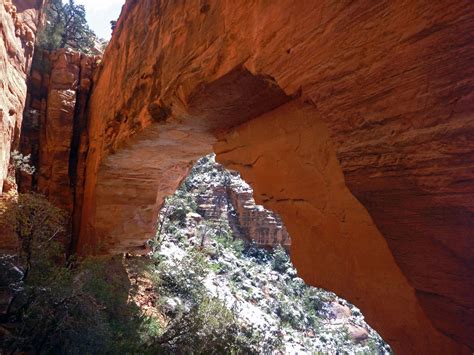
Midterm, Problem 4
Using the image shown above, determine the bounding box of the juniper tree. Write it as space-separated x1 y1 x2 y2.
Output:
37 0 96 54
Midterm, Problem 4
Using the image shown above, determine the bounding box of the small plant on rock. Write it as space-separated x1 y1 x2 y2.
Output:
10 151 35 176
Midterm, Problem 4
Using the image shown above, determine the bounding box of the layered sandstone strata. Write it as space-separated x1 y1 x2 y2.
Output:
18 48 99 249
191 157 290 248
0 0 43 195
226 176 290 248
77 1 473 353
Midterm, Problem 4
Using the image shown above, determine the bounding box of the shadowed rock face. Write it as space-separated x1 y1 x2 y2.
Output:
18 49 99 251
27 0 471 353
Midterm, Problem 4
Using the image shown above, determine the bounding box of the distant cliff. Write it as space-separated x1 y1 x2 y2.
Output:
186 155 290 249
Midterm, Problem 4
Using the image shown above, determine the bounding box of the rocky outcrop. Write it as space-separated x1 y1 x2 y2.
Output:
0 0 44 195
18 48 99 248
188 156 290 248
216 100 460 354
226 179 290 249
72 0 473 353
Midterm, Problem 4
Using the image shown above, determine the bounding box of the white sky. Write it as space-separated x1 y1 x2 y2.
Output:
73 0 125 39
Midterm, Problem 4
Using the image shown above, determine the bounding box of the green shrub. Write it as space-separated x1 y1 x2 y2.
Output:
0 193 67 277
0 193 147 354
148 241 266 353
153 250 208 303
151 296 244 354
272 244 291 273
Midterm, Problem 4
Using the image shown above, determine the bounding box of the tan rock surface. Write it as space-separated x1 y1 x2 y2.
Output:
0 0 43 194
0 0 44 253
215 100 469 354
76 1 474 353
36 50 97 211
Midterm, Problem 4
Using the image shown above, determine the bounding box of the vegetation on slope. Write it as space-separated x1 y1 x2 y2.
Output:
0 194 145 353
141 156 392 354
0 156 391 353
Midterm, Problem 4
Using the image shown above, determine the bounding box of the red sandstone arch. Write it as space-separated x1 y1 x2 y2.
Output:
78 1 474 353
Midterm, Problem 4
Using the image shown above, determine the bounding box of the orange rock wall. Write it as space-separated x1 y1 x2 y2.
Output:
80 1 474 353
0 0 44 194
215 100 466 354
18 48 99 250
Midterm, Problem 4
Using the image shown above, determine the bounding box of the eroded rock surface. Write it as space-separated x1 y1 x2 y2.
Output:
187 155 290 248
18 48 99 249
215 100 461 354
72 0 474 353
0 0 470 352
226 177 290 249
0 0 44 195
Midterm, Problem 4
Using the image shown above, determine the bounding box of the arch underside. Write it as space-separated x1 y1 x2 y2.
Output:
79 1 474 353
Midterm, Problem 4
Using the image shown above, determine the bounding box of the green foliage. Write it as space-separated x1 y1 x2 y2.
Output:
0 193 147 354
0 190 284 353
110 20 117 31
154 250 208 303
205 218 238 252
215 229 245 255
76 258 146 353
37 0 97 54
150 192 198 252
0 193 67 278
151 296 243 354
272 244 291 272
301 288 333 328
277 297 303 329
147 247 262 354
167 205 188 225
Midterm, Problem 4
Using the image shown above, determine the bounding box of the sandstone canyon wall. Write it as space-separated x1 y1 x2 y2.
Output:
18 48 99 250
0 0 44 195
30 0 472 353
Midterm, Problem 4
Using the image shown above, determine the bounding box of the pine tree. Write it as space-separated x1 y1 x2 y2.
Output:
37 0 96 54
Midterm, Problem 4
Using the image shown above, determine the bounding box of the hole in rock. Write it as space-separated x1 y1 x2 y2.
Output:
126 154 392 353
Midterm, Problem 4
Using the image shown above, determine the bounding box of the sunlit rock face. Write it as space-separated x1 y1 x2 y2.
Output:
0 0 44 195
225 178 290 249
186 155 291 249
215 100 467 355
67 0 474 353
